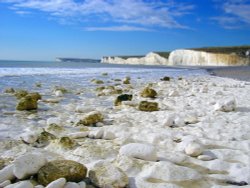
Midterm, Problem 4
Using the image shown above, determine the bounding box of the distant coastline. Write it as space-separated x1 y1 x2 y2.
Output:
56 58 100 63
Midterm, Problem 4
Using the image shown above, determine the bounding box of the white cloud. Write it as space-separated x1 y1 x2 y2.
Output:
85 25 153 32
215 0 250 28
0 0 194 30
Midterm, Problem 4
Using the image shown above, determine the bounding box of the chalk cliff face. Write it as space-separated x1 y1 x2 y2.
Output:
168 49 250 66
102 49 250 66
101 52 168 65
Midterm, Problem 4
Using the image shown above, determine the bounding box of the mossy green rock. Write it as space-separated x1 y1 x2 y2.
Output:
161 76 171 81
78 111 104 126
123 78 130 84
36 130 56 146
92 79 104 84
58 136 76 149
4 88 15 94
114 94 133 106
37 160 87 186
16 95 38 111
15 90 28 99
140 87 157 98
28 92 42 101
139 101 159 112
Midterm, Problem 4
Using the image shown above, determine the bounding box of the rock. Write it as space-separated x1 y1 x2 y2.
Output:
103 131 116 140
58 137 76 149
163 115 175 127
36 130 57 147
46 124 64 133
214 98 236 112
88 129 104 139
119 143 157 161
140 87 157 98
55 90 63 97
89 161 128 188
35 186 45 188
78 182 86 188
77 111 104 126
64 182 80 188
20 132 39 144
123 77 130 84
0 180 11 187
37 160 87 186
184 116 199 125
0 165 15 183
102 72 108 76
160 76 171 81
114 94 133 106
226 180 248 186
197 155 214 161
139 161 201 182
168 90 179 97
5 181 34 188
92 79 104 84
46 117 61 126
67 132 89 139
185 142 203 157
13 153 47 179
16 95 38 111
46 178 66 188
138 101 158 112
28 92 42 101
14 90 28 99
4 88 15 94
54 86 68 94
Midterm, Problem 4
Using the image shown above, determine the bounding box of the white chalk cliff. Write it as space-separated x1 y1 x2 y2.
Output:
101 49 250 66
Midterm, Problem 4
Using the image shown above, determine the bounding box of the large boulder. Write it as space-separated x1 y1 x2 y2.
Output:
14 90 28 99
140 87 157 98
37 160 87 186
16 95 38 111
138 101 158 112
114 94 133 106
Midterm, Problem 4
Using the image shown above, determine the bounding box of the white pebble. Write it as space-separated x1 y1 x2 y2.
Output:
0 180 11 187
35 186 45 188
55 90 63 97
20 132 38 144
0 165 15 183
102 131 116 140
88 129 104 139
185 142 203 157
214 98 236 112
197 155 214 161
64 182 80 188
168 90 179 97
119 143 157 161
163 115 175 127
67 132 89 139
78 182 86 188
13 153 47 179
47 117 61 126
5 181 33 188
46 178 66 188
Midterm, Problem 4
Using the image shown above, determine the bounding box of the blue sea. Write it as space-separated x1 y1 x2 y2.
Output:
0 60 208 92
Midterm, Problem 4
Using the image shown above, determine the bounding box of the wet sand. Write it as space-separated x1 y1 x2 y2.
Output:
205 66 250 81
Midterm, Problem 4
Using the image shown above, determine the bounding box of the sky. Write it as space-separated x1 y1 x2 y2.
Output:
0 0 250 61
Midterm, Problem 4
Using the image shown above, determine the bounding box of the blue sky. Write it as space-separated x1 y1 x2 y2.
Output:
0 0 250 61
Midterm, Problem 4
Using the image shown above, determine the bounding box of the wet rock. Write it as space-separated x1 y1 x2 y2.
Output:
168 90 179 97
54 86 68 94
140 87 157 98
160 76 171 81
35 83 42 88
37 160 87 186
55 90 63 97
13 153 47 179
35 130 57 147
185 142 203 157
16 95 38 111
214 98 236 112
197 155 215 161
88 128 104 139
0 180 11 187
138 101 158 112
58 136 76 149
114 94 133 106
64 182 80 188
92 79 104 84
28 92 42 101
46 124 64 133
119 143 157 161
78 181 86 188
89 161 128 188
77 111 104 126
21 132 39 144
122 77 130 84
102 72 108 76
226 180 248 186
67 132 89 139
4 88 15 94
5 181 34 188
14 90 28 99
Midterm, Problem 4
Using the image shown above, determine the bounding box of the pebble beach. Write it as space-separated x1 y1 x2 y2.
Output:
0 64 250 188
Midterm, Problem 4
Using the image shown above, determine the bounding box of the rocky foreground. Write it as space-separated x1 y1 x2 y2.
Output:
0 74 250 188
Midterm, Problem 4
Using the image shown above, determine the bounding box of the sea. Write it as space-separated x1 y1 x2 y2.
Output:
0 60 208 139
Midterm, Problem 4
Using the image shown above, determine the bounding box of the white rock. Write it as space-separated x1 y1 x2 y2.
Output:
64 182 80 188
46 178 66 188
200 86 208 93
185 142 203 157
197 155 215 161
89 161 128 188
77 182 86 188
35 186 45 188
119 143 157 161
88 128 104 139
5 181 34 188
163 115 175 127
184 116 199 125
102 131 116 140
20 132 38 144
13 153 47 179
55 90 63 97
47 117 61 126
134 176 180 188
214 98 236 112
0 165 15 183
168 90 179 97
0 180 11 187
67 132 89 139
139 161 201 182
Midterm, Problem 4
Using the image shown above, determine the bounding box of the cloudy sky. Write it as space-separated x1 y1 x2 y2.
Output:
0 0 250 60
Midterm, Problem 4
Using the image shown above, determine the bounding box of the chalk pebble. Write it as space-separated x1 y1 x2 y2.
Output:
64 182 80 188
185 142 203 157
20 132 38 144
0 180 11 187
46 178 66 188
0 165 15 183
13 153 47 179
214 98 236 112
119 143 157 161
5 181 33 188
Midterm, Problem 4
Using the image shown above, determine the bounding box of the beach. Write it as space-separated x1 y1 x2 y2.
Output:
0 62 250 188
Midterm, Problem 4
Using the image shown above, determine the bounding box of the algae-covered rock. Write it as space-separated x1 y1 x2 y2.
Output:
102 72 108 76
54 86 68 93
77 111 104 126
123 77 130 84
35 130 56 147
28 92 42 101
16 95 38 111
140 87 157 98
92 79 104 84
114 94 133 106
46 123 64 132
58 136 76 149
15 90 28 99
161 76 171 81
138 101 159 112
37 160 87 186
4 88 15 94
